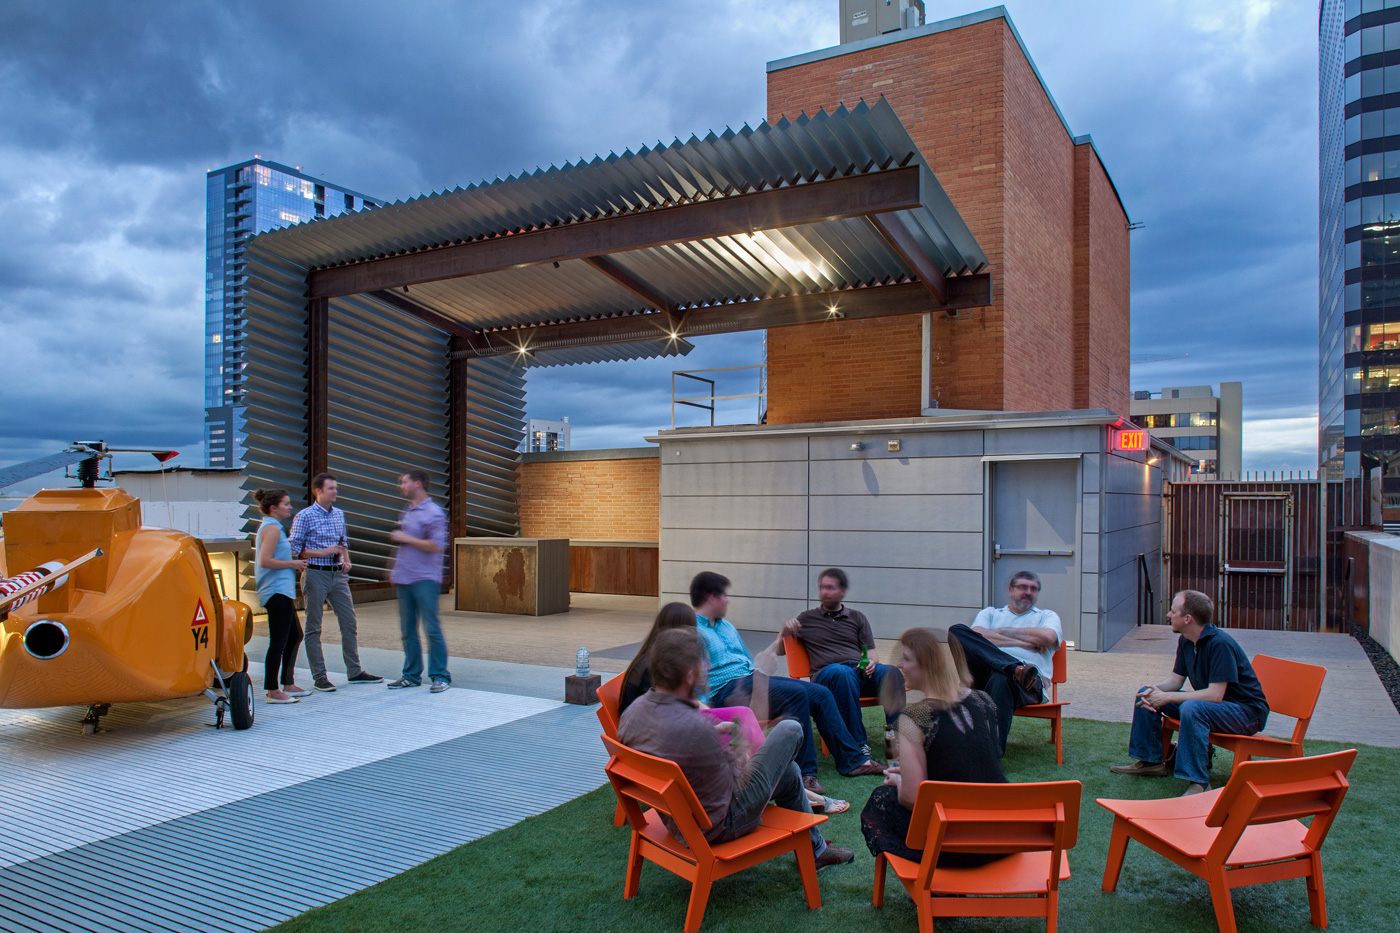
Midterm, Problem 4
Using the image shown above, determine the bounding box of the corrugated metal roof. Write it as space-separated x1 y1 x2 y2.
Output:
248 99 987 337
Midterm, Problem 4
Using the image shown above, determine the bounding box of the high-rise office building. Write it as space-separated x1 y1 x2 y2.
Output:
204 159 381 467
1130 382 1243 478
1322 0 1400 520
520 417 571 453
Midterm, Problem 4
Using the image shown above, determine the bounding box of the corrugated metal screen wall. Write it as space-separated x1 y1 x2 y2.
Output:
240 244 528 578
327 295 451 584
240 244 312 526
462 357 526 536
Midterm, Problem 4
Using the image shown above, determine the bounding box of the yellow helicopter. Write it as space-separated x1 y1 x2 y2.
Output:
0 442 255 732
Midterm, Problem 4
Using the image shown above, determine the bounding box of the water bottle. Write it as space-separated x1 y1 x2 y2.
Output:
575 646 590 678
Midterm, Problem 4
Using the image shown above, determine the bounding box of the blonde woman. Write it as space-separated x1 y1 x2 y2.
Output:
860 627 1006 866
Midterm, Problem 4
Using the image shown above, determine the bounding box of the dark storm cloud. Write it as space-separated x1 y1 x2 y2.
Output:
0 0 1323 481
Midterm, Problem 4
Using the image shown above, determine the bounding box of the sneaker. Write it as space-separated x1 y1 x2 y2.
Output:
313 678 337 693
387 678 421 689
346 671 385 685
284 685 312 698
859 743 873 758
1109 760 1171 776
814 845 855 871
266 693 298 705
430 680 450 693
1182 781 1210 796
801 775 824 795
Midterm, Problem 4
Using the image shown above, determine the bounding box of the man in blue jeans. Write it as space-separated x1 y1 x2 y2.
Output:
1110 589 1269 795
386 470 451 693
690 571 885 795
778 568 904 759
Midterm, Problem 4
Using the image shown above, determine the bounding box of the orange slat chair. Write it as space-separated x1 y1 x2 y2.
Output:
783 634 883 756
595 673 628 826
1160 655 1327 773
873 780 1082 933
1099 749 1356 933
600 734 827 933
1014 641 1070 765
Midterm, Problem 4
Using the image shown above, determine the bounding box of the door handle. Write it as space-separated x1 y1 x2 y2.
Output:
994 545 1074 560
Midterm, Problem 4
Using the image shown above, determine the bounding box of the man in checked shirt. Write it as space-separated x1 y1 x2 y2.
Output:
289 473 384 691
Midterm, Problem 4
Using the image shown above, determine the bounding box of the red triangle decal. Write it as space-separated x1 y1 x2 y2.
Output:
191 601 208 627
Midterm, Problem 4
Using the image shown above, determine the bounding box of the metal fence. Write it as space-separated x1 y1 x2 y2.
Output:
1163 476 1371 632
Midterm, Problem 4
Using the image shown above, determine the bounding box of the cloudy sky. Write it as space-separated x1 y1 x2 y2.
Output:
0 0 1318 493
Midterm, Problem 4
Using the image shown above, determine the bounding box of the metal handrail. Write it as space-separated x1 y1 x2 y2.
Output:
1137 552 1155 627
670 364 766 428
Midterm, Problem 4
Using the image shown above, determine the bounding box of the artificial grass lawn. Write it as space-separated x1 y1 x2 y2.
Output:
271 714 1400 933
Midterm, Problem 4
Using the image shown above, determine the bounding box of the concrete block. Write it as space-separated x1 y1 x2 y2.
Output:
564 673 601 705
1082 454 1102 492
1081 532 1099 573
661 495 807 531
809 494 983 533
659 559 809 600
835 567 984 608
660 436 809 464
1081 574 1099 614
660 460 808 497
1104 453 1153 495
808 530 983 570
1082 493 1100 529
808 455 983 496
808 430 983 461
984 425 1099 455
1104 492 1156 532
661 528 807 565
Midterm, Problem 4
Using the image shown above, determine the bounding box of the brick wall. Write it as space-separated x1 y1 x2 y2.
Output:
517 453 659 540
765 14 1130 420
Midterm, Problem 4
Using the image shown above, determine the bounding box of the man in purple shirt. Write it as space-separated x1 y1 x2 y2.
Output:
386 470 451 692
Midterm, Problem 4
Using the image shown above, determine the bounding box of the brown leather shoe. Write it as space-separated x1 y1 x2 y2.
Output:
814 844 855 870
842 759 887 777
1109 760 1171 777
1013 664 1043 696
801 775 824 795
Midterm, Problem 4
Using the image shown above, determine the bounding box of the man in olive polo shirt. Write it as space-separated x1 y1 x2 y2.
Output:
779 568 904 756
1110 589 1270 795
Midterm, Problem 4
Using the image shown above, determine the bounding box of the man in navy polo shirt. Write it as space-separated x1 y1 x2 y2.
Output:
1110 589 1270 795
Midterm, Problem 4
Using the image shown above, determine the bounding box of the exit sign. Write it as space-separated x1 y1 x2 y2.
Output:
1116 429 1147 452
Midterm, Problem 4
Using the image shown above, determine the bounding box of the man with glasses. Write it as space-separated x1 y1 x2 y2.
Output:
948 571 1062 756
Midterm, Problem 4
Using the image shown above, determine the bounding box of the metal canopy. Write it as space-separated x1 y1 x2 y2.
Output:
251 98 991 360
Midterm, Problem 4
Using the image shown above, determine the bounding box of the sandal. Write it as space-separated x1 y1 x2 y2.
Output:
814 796 850 815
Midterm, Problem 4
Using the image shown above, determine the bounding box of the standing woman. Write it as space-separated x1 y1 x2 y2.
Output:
255 488 309 704
861 627 1006 866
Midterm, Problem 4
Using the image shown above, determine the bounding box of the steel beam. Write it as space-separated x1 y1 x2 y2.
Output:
451 276 991 360
309 167 924 298
580 255 682 329
870 212 948 306
367 288 485 342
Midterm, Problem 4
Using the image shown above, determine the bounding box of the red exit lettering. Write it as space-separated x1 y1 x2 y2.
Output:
1116 430 1147 452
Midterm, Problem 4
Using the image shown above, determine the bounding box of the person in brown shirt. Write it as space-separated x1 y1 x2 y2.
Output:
618 629 854 869
779 568 905 756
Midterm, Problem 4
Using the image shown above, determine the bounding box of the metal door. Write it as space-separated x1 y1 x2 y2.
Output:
1218 492 1293 629
989 459 1081 646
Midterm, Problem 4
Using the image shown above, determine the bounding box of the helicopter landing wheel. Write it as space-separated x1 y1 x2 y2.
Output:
227 671 254 730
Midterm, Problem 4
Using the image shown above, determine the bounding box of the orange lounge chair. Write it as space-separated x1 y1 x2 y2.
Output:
1161 654 1327 773
1014 640 1070 764
783 634 890 755
873 780 1081 933
1099 749 1356 933
601 734 826 933
595 672 628 826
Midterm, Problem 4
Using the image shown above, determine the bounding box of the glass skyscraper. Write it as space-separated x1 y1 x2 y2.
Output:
204 159 381 467
1323 0 1400 519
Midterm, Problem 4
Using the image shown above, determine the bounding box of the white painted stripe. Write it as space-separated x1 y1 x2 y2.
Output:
0 665 559 868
